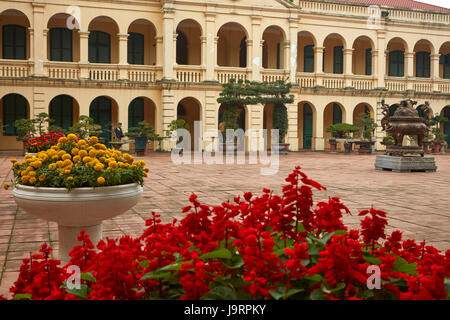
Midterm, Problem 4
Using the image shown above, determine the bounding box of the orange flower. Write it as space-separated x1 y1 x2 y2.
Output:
97 177 105 184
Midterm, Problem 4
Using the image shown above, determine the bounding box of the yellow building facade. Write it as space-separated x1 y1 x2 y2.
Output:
0 0 449 151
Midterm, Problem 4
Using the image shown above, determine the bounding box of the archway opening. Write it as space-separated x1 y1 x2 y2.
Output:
47 13 78 62
323 34 345 74
439 41 450 79
324 102 345 150
0 9 31 60
297 101 316 150
352 36 373 75
49 95 79 132
176 19 202 66
217 23 248 68
414 40 433 78
386 38 407 77
177 97 201 150
128 19 156 65
89 96 118 146
262 26 285 70
88 16 119 64
0 93 30 150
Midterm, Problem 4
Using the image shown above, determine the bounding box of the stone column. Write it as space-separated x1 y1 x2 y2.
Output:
162 6 175 80
118 33 129 80
251 15 262 81
288 18 298 84
287 103 299 151
344 48 354 87
376 30 386 89
283 40 290 72
406 51 415 90
31 2 46 77
161 89 176 150
431 53 440 91
79 31 90 79
314 109 324 151
315 47 324 86
205 11 216 82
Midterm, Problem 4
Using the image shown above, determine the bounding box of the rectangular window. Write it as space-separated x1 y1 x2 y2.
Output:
2 25 26 60
89 31 111 63
333 46 343 74
303 45 314 73
365 48 372 75
276 43 280 69
50 28 73 62
388 51 404 77
128 33 144 65
415 51 430 78
443 54 450 79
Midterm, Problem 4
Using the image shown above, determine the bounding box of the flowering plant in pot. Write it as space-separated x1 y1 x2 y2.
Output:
24 131 65 154
9 134 149 263
326 123 359 153
5 166 449 300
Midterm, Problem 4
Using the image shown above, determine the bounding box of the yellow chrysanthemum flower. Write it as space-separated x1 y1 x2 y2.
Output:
78 150 87 158
89 136 99 144
77 139 87 147
3 183 9 190
58 137 68 144
63 159 73 167
97 177 105 184
39 174 46 182
62 154 72 161
83 156 91 164
24 154 32 159
68 176 74 181
21 176 29 183
94 163 104 171
10 159 17 163
67 133 77 141
29 177 36 184
56 161 64 168
73 155 81 163
71 148 79 156
89 149 97 158
28 171 36 177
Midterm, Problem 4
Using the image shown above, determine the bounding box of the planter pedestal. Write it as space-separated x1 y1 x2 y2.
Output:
13 183 143 264
58 224 102 262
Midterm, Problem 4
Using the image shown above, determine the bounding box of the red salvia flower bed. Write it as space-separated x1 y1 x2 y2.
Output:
5 166 449 300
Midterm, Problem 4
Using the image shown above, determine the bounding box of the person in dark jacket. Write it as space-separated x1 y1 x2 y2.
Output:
114 122 124 141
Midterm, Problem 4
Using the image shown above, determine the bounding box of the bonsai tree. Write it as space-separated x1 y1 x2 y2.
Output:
326 123 360 140
429 113 448 144
14 118 36 140
33 112 52 136
166 119 190 145
69 115 102 139
126 121 156 139
355 112 378 142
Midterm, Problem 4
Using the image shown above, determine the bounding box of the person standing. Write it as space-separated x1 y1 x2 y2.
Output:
114 122 124 141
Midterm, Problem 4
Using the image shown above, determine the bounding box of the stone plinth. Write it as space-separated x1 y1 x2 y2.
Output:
375 155 437 172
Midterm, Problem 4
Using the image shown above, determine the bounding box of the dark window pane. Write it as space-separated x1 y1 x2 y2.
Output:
304 45 314 73
2 25 27 60
389 50 404 77
443 54 450 79
415 51 430 78
333 46 343 74
2 94 27 136
365 48 372 75
128 98 144 129
89 31 110 63
128 33 144 65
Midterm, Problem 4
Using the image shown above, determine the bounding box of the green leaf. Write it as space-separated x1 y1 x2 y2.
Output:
333 230 348 236
201 286 238 300
310 288 326 300
296 222 306 233
329 282 346 293
65 284 88 299
284 288 304 299
139 260 150 268
392 256 418 276
80 272 96 283
363 253 382 265
269 287 285 300
307 274 323 283
225 255 244 269
13 293 32 300
141 271 172 281
200 248 232 260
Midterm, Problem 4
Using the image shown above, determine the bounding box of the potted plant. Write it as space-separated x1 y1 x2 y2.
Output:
23 131 65 155
355 112 378 154
272 103 289 155
326 123 359 154
429 113 448 154
9 134 148 263
381 136 395 147
166 119 190 154
68 115 102 140
109 138 123 150
14 118 36 155
126 121 156 156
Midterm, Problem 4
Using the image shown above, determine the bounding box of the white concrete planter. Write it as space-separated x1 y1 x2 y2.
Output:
13 183 143 264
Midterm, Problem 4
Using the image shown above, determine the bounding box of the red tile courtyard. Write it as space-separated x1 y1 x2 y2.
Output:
0 151 449 298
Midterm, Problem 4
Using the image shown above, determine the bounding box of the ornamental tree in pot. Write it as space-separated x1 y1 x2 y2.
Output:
429 113 448 153
68 115 102 140
126 121 157 156
355 112 378 154
9 134 149 263
326 123 359 154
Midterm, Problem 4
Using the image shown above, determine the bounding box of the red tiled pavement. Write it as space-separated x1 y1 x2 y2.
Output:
0 151 449 298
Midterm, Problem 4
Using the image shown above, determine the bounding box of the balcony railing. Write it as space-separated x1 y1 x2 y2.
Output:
175 65 203 83
88 64 119 81
322 74 345 89
297 72 316 88
386 77 407 91
216 66 251 83
46 62 79 80
351 75 375 90
261 69 289 83
128 65 159 82
0 60 30 78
